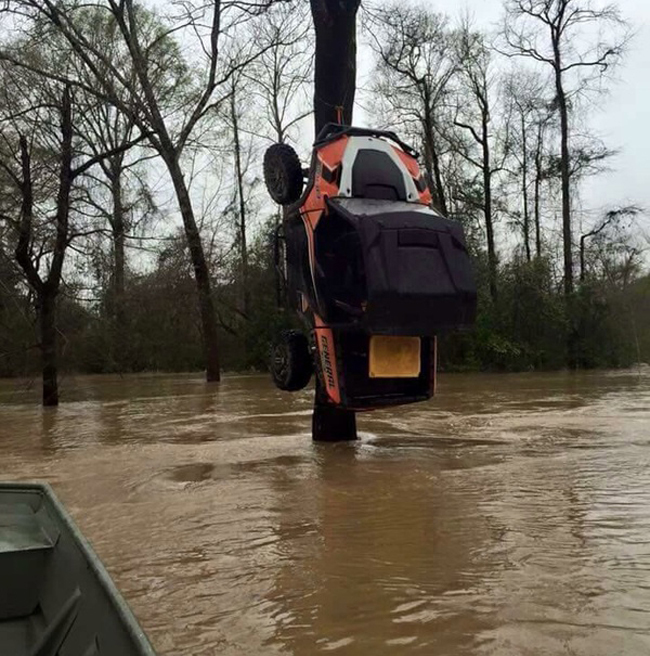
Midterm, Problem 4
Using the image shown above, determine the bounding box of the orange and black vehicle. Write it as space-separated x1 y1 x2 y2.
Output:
264 124 476 411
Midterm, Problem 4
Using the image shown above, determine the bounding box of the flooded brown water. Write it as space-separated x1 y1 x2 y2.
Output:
1 369 650 655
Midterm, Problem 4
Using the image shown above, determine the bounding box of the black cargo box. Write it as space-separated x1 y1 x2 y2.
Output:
313 198 477 334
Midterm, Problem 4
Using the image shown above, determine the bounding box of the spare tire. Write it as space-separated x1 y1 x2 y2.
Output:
264 143 303 205
270 330 313 391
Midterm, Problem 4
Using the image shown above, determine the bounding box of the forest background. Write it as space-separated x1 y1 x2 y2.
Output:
0 0 648 406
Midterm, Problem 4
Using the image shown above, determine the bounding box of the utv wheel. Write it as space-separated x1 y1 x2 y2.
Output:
270 330 313 391
264 143 303 205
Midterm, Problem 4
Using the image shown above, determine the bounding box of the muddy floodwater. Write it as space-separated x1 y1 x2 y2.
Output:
1 370 650 655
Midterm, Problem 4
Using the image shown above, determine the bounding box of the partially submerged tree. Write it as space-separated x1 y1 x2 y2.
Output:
0 71 142 404
0 0 284 382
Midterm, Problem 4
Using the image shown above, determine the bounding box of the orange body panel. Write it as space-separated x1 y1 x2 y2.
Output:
393 146 419 177
302 136 349 230
393 146 433 206
313 313 341 405
285 130 450 410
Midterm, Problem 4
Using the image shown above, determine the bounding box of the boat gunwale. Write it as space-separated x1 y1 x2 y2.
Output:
0 481 157 656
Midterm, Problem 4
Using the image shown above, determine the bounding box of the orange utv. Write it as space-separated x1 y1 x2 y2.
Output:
264 124 477 412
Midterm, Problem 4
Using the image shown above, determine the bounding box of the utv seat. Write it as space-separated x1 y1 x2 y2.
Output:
351 149 407 201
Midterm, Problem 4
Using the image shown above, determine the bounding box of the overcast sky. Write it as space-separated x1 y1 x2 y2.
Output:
357 0 650 235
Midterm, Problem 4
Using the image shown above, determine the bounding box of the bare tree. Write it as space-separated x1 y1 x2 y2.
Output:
531 106 556 257
0 0 284 382
310 0 361 135
580 205 641 283
502 0 630 299
451 26 503 302
0 72 142 404
245 1 313 144
368 4 456 216
502 68 552 260
226 77 254 320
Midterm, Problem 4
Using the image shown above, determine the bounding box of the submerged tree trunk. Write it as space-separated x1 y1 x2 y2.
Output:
310 0 359 441
310 0 361 135
38 291 58 406
553 47 577 367
166 154 221 381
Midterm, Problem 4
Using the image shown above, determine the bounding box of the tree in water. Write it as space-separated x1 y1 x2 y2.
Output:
0 1 286 382
0 77 142 405
308 0 362 441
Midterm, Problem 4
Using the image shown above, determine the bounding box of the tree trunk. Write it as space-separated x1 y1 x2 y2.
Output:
423 132 448 216
310 0 361 135
109 164 127 371
312 377 357 441
534 126 543 258
553 48 577 367
521 114 531 262
482 112 497 303
38 291 58 407
422 138 436 202
430 137 448 217
231 90 249 318
554 66 573 297
310 0 360 441
422 95 448 216
166 154 221 381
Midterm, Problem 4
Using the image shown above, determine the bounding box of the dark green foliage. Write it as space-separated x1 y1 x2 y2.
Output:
2 241 646 379
440 254 646 373
221 219 299 371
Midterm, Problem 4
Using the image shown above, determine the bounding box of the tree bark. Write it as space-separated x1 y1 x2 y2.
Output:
423 130 448 215
312 377 357 441
554 63 573 297
309 0 360 441
482 111 497 303
553 39 577 367
165 154 221 381
521 114 531 262
38 291 58 406
422 90 448 216
534 124 543 258
109 159 127 370
310 0 361 135
429 136 448 217
231 90 249 318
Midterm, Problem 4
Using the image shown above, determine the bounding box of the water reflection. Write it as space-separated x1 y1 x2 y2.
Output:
0 370 649 654
265 442 496 654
